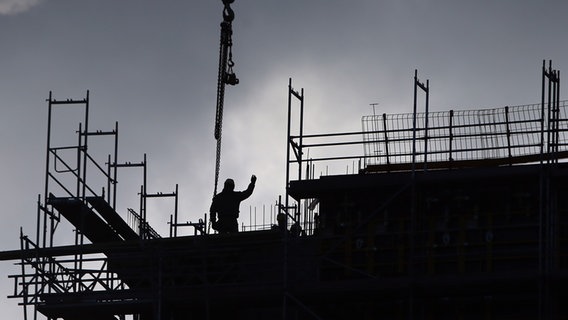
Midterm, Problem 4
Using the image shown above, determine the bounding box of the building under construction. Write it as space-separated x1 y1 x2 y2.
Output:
0 59 567 319
2 1 568 318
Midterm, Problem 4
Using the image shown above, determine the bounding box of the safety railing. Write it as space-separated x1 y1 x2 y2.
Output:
361 102 568 168
288 101 568 178
127 208 162 239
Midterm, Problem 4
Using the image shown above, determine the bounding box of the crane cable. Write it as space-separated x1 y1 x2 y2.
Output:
212 0 239 233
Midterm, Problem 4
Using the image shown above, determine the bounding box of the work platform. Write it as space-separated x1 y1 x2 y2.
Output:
48 196 140 244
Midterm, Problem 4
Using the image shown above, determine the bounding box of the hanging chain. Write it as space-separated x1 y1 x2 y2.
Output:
214 25 228 197
213 0 238 199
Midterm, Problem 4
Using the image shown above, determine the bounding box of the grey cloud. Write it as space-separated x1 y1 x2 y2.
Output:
0 0 43 15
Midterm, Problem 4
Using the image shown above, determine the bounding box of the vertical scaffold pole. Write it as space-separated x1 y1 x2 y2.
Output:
539 59 560 320
286 79 292 206
43 92 53 249
449 110 454 164
413 69 430 170
382 113 390 168
540 60 546 162
412 70 418 173
113 121 119 209
286 78 304 218
82 90 90 201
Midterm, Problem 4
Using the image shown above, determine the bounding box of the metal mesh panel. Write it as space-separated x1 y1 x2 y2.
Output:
362 102 567 167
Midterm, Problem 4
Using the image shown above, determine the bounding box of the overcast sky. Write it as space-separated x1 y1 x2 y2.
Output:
1 0 568 317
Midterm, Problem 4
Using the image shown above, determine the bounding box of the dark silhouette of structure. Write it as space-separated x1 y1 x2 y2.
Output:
3 0 568 317
0 60 567 320
210 175 256 233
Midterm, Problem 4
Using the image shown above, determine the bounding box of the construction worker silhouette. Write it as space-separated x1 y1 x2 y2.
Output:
210 175 256 233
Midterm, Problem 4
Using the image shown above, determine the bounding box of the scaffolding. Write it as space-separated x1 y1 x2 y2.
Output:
283 60 567 319
8 91 184 320
285 61 566 181
1 60 567 319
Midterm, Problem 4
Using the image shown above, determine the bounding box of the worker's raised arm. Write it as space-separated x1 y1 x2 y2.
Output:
240 174 256 199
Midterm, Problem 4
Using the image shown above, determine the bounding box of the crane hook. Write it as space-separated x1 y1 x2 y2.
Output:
222 1 235 23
